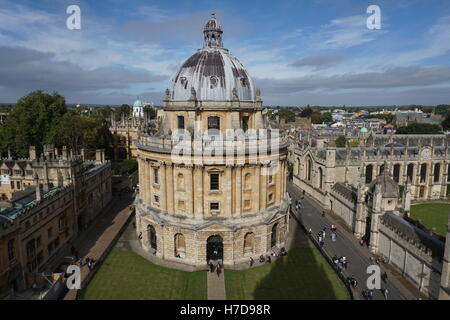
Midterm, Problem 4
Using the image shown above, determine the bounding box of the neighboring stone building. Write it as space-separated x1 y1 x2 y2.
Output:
394 111 443 128
291 129 450 299
292 131 450 207
0 145 112 297
110 99 156 160
134 13 290 268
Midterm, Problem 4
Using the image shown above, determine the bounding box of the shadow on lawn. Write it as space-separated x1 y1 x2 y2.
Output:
252 213 349 300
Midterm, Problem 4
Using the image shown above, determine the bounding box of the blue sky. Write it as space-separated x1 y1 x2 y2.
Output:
0 0 450 106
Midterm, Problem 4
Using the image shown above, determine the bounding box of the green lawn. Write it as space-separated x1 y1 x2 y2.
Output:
80 250 207 300
410 203 450 237
225 248 350 300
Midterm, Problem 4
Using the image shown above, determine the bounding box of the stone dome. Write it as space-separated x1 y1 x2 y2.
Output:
169 13 256 102
133 99 143 108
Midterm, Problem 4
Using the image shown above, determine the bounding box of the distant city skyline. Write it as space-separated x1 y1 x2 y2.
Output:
1 0 450 106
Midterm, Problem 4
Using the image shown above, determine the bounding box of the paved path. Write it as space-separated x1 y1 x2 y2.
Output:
63 195 134 300
288 182 424 300
207 268 226 300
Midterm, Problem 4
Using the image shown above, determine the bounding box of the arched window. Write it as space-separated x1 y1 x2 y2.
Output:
318 167 323 189
147 225 157 251
365 165 373 184
379 164 385 175
177 173 185 191
271 223 278 248
174 233 186 258
434 163 441 183
420 163 427 183
393 164 400 183
243 232 254 255
244 173 252 189
297 158 301 175
407 163 414 182
307 157 312 181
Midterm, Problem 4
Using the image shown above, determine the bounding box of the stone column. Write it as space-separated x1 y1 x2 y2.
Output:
159 162 167 211
236 165 242 216
256 165 261 211
194 165 203 219
225 165 232 216
166 163 174 213
260 164 267 211
275 161 281 203
187 165 194 217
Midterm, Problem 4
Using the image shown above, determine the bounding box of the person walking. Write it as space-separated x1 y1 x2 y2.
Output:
249 257 254 267
216 265 221 277
383 288 389 300
209 262 215 273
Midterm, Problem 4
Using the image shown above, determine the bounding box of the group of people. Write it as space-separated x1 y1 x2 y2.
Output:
208 261 222 277
362 288 389 300
316 225 338 247
332 255 349 271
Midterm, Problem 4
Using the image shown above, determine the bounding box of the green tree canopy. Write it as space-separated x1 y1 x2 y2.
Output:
0 91 67 157
335 135 346 147
396 123 442 134
300 107 313 118
0 90 114 158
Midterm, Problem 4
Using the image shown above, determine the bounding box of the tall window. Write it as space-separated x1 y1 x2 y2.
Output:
177 116 185 129
407 163 414 182
7 239 14 261
318 167 323 189
393 164 400 183
365 165 373 184
153 168 159 184
434 163 441 183
242 116 249 132
420 163 427 183
210 173 219 190
447 164 450 182
208 116 220 132
307 157 312 181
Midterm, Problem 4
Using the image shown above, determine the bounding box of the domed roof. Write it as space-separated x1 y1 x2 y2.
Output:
133 99 143 108
169 13 256 102
360 127 368 133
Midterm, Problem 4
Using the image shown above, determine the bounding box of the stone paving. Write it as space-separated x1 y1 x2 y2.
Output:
207 268 226 300
63 195 134 300
287 182 425 300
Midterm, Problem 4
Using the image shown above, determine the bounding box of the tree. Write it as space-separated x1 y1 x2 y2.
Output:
319 112 332 123
0 90 67 157
119 159 138 175
396 123 441 134
0 90 114 158
442 115 450 131
335 135 346 147
310 110 322 124
300 107 313 118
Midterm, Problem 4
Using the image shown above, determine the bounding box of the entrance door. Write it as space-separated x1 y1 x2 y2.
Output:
271 223 278 248
419 186 425 198
206 235 223 262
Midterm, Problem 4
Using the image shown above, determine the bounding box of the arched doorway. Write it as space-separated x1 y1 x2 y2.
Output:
147 225 157 251
206 235 223 262
271 223 278 248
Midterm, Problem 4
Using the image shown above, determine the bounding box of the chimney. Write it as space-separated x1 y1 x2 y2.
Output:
96 149 105 164
62 146 68 160
34 173 42 201
29 146 37 160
